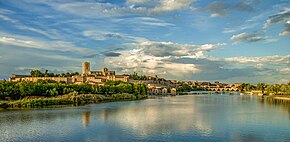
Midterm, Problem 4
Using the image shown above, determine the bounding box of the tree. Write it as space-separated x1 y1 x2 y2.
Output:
265 84 281 95
129 72 148 80
47 88 58 97
182 83 192 92
140 82 147 95
257 83 265 93
45 70 49 77
30 70 44 77
244 83 252 91
17 81 35 98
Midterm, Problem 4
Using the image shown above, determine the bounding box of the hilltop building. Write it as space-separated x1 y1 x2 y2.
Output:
82 62 90 75
10 62 129 85
9 62 242 92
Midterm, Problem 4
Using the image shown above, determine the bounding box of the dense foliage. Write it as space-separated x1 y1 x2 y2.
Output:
129 72 149 80
0 94 140 109
237 83 256 92
264 83 290 95
238 82 290 95
0 80 147 100
177 83 207 92
30 69 79 77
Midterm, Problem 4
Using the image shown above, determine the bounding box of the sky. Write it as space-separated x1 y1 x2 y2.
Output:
0 0 289 84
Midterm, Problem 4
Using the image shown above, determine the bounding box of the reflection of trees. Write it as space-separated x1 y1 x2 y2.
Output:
266 97 290 105
82 111 91 128
265 97 290 118
0 109 81 126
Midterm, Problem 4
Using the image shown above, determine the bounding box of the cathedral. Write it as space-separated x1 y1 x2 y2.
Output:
10 62 129 85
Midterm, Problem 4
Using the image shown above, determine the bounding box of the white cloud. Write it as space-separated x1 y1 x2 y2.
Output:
266 8 290 36
104 47 200 78
125 41 225 57
125 0 195 13
40 0 195 18
53 2 117 18
280 79 289 84
197 1 255 17
83 30 147 42
162 63 200 75
0 33 93 53
0 14 17 23
225 55 290 64
122 17 175 27
279 68 290 74
0 8 15 14
231 32 264 43
104 41 226 79
279 31 290 36
196 43 226 51
16 25 64 39
266 8 290 24
149 0 195 13
126 0 148 4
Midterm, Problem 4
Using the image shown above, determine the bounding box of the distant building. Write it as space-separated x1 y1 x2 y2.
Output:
162 88 168 95
10 75 72 83
10 62 129 84
191 81 198 86
82 62 90 75
200 82 211 87
233 83 242 88
171 88 177 96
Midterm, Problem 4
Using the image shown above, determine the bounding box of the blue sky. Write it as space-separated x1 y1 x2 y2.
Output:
0 0 289 84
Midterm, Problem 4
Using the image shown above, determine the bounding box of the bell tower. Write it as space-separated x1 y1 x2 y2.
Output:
82 62 90 75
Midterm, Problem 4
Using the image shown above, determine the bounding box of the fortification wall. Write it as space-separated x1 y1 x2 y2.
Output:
12 77 70 83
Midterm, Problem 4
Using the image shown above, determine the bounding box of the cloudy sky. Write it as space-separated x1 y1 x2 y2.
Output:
0 0 289 84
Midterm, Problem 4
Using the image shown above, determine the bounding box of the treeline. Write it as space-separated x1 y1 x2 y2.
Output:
238 82 290 95
264 83 290 95
129 72 149 80
1 94 141 109
0 80 147 100
30 69 79 77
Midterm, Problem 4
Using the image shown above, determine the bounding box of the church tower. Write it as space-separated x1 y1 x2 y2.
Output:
82 62 90 75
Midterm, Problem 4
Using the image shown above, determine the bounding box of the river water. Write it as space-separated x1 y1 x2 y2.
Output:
0 94 290 142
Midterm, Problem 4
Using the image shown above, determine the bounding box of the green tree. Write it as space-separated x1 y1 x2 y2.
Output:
182 83 192 92
47 88 58 97
30 70 44 77
257 83 266 93
17 81 35 98
140 82 147 95
44 70 49 77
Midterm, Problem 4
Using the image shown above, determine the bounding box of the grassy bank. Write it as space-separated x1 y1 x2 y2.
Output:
0 93 147 109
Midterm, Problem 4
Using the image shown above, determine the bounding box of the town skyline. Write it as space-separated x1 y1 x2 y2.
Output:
0 0 289 84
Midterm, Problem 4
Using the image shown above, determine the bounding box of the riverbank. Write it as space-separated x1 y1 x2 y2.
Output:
272 95 290 101
0 93 147 109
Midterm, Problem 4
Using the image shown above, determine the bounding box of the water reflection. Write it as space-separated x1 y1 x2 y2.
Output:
98 97 213 137
0 95 290 142
231 132 264 142
264 97 290 119
0 109 81 127
82 111 91 128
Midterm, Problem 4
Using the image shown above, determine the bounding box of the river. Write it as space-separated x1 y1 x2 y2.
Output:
0 94 290 142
